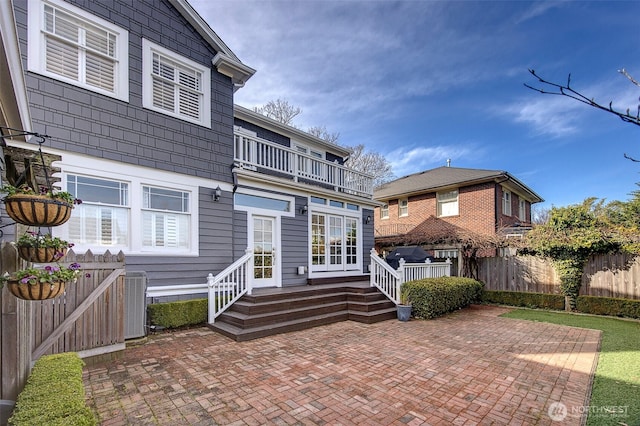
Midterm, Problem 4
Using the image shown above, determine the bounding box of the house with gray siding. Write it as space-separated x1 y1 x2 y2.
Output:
3 0 385 339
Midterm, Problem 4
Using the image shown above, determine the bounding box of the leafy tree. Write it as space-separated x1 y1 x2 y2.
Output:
524 198 621 310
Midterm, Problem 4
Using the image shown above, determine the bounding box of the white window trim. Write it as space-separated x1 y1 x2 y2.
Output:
380 203 389 219
503 189 512 216
142 39 211 128
28 0 129 102
437 189 459 217
399 198 408 217
519 199 526 221
308 204 363 277
53 154 208 256
233 187 295 218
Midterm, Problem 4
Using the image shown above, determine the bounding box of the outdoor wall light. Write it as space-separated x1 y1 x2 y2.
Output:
366 215 371 224
213 186 222 202
300 204 308 214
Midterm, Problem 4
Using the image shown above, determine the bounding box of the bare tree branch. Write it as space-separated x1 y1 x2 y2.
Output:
524 69 640 127
254 98 302 126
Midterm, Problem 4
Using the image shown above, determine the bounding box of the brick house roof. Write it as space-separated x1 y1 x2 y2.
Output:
374 166 543 203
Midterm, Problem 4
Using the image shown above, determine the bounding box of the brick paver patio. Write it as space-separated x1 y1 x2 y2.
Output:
83 305 600 425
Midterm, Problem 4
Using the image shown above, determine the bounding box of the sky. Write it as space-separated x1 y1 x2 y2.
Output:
190 0 640 209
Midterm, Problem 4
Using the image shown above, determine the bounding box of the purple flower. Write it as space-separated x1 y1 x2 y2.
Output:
20 275 36 284
69 263 81 270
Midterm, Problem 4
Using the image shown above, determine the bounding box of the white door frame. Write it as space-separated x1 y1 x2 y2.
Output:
248 214 281 288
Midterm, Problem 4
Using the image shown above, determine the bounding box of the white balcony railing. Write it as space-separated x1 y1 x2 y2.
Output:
234 133 374 198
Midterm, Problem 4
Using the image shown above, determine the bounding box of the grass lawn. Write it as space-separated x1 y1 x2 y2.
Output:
501 309 640 426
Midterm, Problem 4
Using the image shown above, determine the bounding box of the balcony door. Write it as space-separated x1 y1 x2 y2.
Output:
252 215 278 288
311 213 359 272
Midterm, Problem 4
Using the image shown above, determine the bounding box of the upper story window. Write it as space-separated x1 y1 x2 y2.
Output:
502 190 512 216
28 0 129 101
142 39 211 127
380 203 389 219
399 198 408 217
519 199 526 221
437 189 459 217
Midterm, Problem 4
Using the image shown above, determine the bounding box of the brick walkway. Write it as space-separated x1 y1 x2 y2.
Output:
83 305 600 425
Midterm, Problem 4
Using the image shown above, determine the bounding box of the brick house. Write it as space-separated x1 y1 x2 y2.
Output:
373 166 543 267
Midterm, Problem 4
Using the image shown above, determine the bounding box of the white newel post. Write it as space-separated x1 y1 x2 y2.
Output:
396 258 406 304
246 247 254 295
207 273 215 323
445 258 452 276
370 248 377 288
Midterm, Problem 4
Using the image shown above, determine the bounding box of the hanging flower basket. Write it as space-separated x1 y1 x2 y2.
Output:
14 231 72 263
6 280 66 301
4 194 72 227
17 246 68 263
0 263 85 301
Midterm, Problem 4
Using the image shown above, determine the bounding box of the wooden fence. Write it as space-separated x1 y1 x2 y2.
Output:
478 253 640 300
1 247 125 401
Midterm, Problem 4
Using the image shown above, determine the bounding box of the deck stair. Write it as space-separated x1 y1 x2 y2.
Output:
208 281 396 341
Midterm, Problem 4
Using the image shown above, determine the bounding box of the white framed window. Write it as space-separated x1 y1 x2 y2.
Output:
142 186 190 250
502 190 512 216
435 249 458 259
398 198 408 217
28 0 129 101
142 39 211 127
519 199 526 221
380 203 389 219
437 189 459 217
67 175 130 248
56 153 202 256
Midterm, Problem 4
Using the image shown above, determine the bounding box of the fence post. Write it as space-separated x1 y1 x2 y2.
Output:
445 258 452 276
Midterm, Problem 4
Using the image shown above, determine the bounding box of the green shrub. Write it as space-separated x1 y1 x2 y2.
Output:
403 277 484 319
577 295 640 319
481 290 566 310
9 352 97 425
147 298 208 329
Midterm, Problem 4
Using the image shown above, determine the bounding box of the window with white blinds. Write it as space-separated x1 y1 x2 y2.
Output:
437 189 459 217
28 0 129 101
141 186 190 250
67 175 129 248
142 39 211 127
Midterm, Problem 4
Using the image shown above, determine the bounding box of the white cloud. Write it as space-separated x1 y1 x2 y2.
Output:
386 145 475 178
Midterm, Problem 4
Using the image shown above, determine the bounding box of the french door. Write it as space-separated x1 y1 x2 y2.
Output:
252 215 277 288
311 213 359 272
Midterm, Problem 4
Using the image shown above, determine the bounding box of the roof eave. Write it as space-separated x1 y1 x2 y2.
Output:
170 0 256 89
0 0 32 132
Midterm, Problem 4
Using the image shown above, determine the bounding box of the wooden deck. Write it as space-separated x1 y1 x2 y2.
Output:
208 281 396 341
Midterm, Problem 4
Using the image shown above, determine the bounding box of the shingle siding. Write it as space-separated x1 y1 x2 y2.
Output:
16 0 234 184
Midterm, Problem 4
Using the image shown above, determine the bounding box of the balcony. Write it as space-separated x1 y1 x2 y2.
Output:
234 133 374 198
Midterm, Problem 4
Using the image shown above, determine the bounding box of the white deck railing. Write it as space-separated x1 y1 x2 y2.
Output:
207 249 253 323
369 248 452 304
235 133 374 198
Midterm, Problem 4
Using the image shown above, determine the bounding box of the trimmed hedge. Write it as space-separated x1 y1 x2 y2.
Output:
482 290 640 319
481 290 565 310
403 277 484 319
147 298 208 329
577 295 640 319
9 352 97 426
